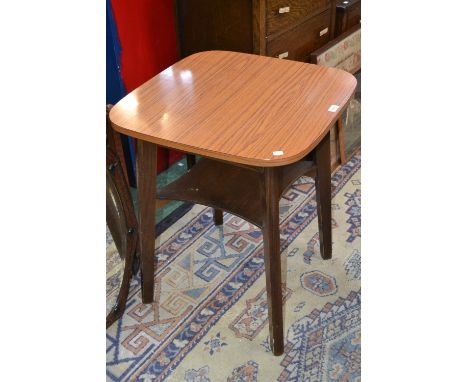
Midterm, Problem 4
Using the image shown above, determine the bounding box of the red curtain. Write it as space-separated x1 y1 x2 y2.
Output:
111 0 184 172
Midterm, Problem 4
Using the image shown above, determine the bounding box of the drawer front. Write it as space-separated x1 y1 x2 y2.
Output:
266 9 331 62
266 0 329 36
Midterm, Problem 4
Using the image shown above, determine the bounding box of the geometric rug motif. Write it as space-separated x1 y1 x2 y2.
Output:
302 217 338 264
184 366 210 382
344 188 361 242
229 286 293 340
227 360 259 382
278 290 361 382
300 270 338 297
106 151 361 382
202 332 228 356
344 249 361 280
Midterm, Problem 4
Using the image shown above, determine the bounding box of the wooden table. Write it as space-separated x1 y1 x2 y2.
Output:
109 51 356 355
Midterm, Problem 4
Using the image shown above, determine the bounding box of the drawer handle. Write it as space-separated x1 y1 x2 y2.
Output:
278 6 290 14
319 27 329 37
278 52 289 59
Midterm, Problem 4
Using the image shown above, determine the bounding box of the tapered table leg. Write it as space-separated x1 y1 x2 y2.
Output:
213 208 223 226
136 140 158 303
337 116 346 164
315 132 332 260
186 154 196 169
263 167 284 356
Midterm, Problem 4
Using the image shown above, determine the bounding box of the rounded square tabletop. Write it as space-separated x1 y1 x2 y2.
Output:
109 51 357 167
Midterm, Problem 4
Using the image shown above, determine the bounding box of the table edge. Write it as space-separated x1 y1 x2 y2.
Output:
109 52 357 167
110 93 353 167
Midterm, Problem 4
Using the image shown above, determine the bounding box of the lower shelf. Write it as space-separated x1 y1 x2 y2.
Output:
157 158 317 229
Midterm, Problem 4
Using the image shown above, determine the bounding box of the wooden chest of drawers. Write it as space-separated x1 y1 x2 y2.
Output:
334 0 360 36
175 0 336 63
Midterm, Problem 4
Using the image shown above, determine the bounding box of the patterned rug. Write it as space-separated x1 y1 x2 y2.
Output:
107 151 361 382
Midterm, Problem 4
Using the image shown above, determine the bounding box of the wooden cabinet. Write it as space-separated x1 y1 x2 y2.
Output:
175 0 336 63
265 0 329 36
334 0 360 37
266 8 332 61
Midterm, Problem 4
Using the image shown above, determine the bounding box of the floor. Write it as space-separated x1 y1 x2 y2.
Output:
107 151 361 382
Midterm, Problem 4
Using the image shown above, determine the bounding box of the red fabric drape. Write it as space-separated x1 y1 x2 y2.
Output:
111 0 184 172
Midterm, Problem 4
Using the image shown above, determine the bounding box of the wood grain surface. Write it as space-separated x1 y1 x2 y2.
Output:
156 157 316 229
252 0 267 54
314 131 332 260
175 0 253 57
266 9 331 60
262 166 284 355
266 0 329 36
136 140 158 303
110 50 356 167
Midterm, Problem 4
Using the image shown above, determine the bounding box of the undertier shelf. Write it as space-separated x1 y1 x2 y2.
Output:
157 158 316 228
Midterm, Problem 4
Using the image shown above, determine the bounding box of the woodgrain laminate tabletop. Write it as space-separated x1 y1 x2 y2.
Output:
109 51 356 167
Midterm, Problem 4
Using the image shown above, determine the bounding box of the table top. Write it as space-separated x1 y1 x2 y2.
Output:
109 51 356 167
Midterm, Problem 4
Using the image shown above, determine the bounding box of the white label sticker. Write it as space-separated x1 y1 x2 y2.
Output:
328 105 339 112
278 52 289 59
273 150 284 156
279 6 290 13
319 28 329 36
